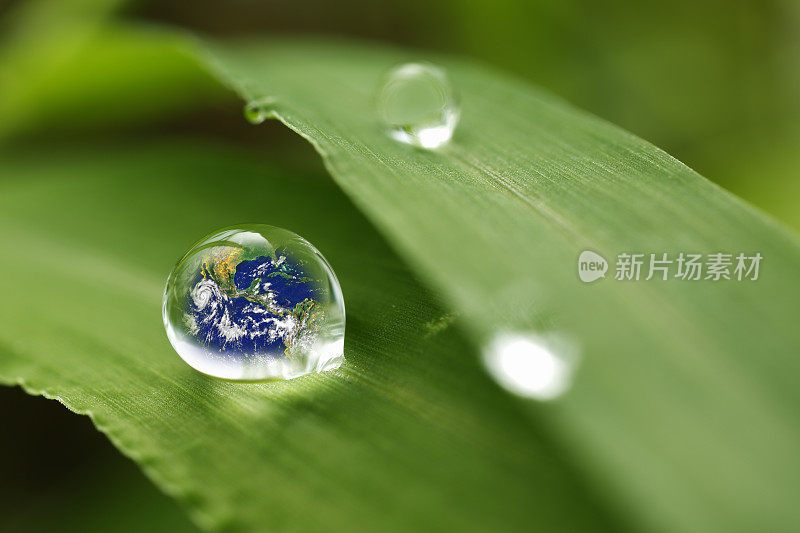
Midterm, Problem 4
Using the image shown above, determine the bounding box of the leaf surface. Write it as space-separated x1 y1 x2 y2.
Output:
201 39 800 532
0 143 616 532
0 35 798 533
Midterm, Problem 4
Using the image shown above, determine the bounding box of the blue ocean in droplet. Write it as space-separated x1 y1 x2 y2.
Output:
185 255 318 358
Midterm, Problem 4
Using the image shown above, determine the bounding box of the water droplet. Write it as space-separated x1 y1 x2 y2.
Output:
162 225 345 381
482 333 578 401
243 100 273 125
376 62 459 149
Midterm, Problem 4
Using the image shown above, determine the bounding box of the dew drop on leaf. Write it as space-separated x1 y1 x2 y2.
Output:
244 101 270 124
162 225 345 381
482 333 579 401
376 62 459 149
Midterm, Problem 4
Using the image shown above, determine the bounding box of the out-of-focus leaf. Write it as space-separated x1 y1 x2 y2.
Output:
0 5 225 140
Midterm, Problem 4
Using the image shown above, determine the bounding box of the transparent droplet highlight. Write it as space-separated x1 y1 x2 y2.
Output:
376 62 459 149
483 333 578 401
243 99 273 125
162 225 345 381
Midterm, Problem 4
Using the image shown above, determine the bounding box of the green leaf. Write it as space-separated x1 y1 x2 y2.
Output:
0 143 616 532
0 13 225 140
199 39 800 531
1 35 799 533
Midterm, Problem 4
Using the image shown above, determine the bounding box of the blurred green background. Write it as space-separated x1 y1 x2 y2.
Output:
1 0 797 530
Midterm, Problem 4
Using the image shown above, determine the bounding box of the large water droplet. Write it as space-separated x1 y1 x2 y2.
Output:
482 333 578 401
163 225 345 381
376 62 459 149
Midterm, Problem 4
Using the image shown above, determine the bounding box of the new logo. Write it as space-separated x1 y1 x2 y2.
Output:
578 250 608 283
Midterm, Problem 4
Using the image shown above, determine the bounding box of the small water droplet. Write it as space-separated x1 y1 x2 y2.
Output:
244 100 273 125
376 62 459 149
482 333 578 401
163 224 345 381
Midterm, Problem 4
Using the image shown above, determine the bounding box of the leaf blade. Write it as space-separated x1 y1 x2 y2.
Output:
0 143 619 532
201 38 800 532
